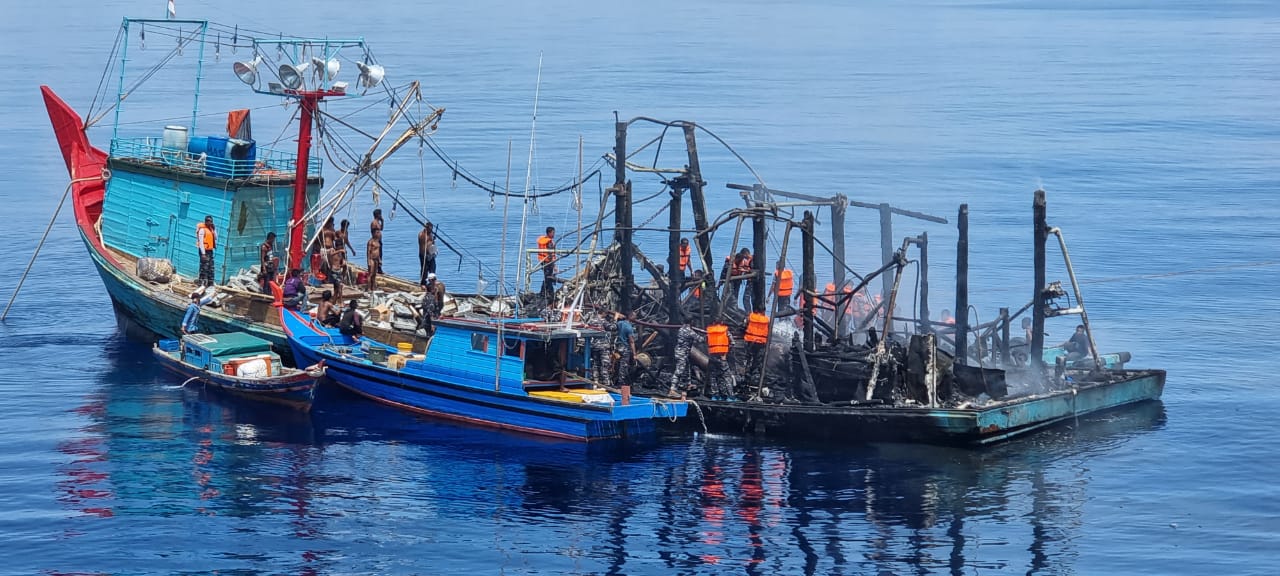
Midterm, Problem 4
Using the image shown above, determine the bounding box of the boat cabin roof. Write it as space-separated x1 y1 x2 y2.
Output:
182 332 274 356
436 317 604 341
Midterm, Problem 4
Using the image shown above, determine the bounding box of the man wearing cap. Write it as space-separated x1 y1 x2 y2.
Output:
181 287 216 334
196 215 217 287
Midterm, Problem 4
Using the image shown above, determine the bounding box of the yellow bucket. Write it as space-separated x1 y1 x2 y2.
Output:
396 342 413 353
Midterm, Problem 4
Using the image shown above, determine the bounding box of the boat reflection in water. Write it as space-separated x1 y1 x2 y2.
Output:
52 337 1165 574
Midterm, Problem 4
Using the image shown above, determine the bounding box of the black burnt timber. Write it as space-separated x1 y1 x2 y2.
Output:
667 187 683 328
801 211 817 351
613 121 633 314
956 203 970 365
1032 190 1047 373
683 124 715 289
751 210 767 314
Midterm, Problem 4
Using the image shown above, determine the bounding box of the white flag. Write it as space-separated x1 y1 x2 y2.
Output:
167 0 176 18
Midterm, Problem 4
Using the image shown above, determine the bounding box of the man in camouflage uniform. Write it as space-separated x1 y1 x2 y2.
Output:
667 325 700 396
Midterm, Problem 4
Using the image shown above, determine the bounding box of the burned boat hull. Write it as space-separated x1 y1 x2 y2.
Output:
687 369 1165 445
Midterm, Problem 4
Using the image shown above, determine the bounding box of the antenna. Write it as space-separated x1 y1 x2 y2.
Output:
514 52 543 305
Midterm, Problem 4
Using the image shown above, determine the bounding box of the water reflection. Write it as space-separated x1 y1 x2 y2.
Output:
61 339 1164 574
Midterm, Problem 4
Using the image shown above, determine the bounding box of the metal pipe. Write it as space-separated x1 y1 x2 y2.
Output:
1048 226 1103 371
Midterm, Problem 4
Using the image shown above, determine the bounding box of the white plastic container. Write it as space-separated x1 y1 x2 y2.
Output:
161 125 189 165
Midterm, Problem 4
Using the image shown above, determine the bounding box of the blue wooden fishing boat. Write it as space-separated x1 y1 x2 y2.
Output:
153 332 323 411
279 309 688 441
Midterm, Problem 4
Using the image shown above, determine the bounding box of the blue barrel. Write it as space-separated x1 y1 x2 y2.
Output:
204 136 232 178
186 136 210 156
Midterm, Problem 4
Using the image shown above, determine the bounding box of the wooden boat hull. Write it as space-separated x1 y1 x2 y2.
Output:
687 369 1166 446
281 310 684 441
152 342 318 410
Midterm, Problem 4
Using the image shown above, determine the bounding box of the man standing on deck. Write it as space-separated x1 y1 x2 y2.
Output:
614 311 637 391
258 232 277 294
370 208 384 238
419 222 438 287
196 215 217 287
417 273 446 336
537 227 557 299
668 324 701 397
706 322 734 399
366 228 383 293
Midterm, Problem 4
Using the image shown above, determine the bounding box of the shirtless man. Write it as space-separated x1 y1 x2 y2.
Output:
338 219 358 258
328 230 347 302
366 228 382 293
370 208 384 238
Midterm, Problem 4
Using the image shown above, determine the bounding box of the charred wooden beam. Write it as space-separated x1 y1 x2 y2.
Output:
955 204 969 366
831 196 848 291
667 187 683 327
752 210 767 313
802 210 816 351
879 203 893 299
683 124 715 288
614 121 633 314
1031 190 1047 373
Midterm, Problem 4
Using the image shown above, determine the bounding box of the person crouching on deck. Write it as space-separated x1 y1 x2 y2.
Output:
181 287 216 334
338 299 364 338
315 290 339 327
281 268 305 310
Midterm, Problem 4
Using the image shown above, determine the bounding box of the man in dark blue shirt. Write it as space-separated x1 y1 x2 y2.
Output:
614 311 637 387
1062 324 1090 361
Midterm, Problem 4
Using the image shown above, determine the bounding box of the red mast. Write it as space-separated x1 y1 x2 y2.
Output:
288 89 342 272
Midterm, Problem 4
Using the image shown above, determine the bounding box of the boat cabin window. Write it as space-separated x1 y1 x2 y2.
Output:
503 338 523 359
470 333 490 353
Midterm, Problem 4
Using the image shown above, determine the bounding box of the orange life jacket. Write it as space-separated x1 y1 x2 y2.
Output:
679 244 691 271
776 269 794 297
196 222 216 251
268 279 284 308
744 312 770 344
536 235 554 262
707 324 730 356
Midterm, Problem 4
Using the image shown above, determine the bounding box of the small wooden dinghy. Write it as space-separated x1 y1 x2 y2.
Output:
153 332 323 411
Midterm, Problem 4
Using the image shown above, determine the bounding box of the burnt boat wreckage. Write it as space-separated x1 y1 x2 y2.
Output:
542 119 1164 446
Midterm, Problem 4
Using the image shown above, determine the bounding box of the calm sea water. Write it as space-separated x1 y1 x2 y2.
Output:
2 0 1278 574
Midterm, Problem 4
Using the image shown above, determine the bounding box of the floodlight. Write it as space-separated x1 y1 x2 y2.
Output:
232 55 263 86
356 61 385 89
279 62 311 90
311 57 341 82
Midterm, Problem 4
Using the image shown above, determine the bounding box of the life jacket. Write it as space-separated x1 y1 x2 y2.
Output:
819 282 836 310
776 269 794 297
744 312 770 344
707 324 730 356
536 235 554 262
268 279 284 308
679 244 691 271
196 222 216 251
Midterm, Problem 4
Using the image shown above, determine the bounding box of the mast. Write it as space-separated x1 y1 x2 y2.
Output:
288 90 332 271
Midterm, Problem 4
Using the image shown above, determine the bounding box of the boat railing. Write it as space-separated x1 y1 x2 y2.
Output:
109 137 323 181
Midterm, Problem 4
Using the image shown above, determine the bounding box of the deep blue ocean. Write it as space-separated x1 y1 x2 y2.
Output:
2 0 1278 574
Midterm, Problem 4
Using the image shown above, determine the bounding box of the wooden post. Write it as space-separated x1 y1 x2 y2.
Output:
831 196 847 290
917 232 930 335
879 203 894 299
802 211 816 351
614 121 633 314
1031 190 1047 373
999 306 1011 365
683 124 714 288
667 188 683 326
955 204 969 366
752 211 767 313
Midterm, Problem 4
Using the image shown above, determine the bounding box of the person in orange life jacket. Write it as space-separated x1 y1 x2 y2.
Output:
705 323 735 400
314 290 340 327
338 299 364 338
181 287 216 334
743 311 771 394
676 237 692 286
772 268 795 314
536 226 557 299
196 215 217 287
